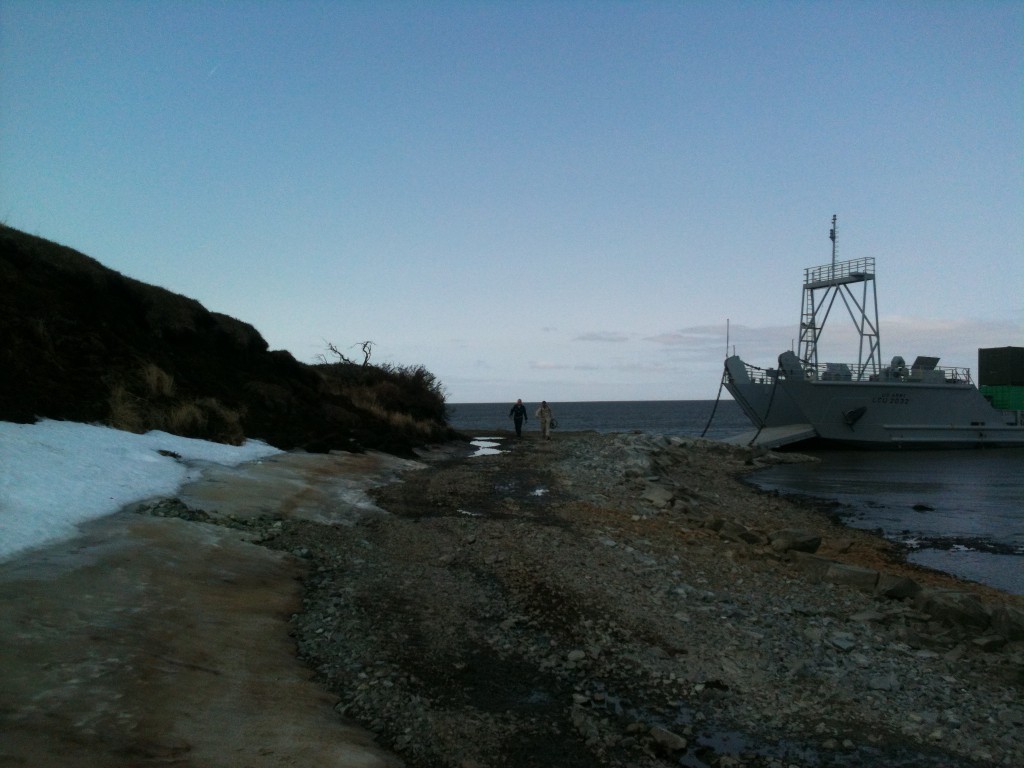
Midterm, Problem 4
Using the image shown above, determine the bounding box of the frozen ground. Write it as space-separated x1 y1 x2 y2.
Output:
0 419 281 561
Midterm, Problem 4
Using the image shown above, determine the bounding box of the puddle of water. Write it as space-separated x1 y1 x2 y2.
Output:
470 438 504 457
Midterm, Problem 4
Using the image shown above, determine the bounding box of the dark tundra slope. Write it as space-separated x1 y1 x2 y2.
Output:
0 225 453 454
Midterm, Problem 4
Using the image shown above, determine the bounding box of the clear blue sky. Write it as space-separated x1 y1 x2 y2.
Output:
3 1 1021 402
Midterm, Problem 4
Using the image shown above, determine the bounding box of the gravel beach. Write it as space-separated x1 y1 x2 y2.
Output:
9 430 1019 767
259 431 1024 767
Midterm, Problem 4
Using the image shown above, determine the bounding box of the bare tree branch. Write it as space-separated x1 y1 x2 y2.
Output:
323 340 374 366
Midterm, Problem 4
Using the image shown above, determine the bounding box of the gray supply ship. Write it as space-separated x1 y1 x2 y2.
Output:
723 217 1024 449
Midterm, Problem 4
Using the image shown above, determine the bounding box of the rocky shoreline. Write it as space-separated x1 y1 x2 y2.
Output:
249 431 1022 767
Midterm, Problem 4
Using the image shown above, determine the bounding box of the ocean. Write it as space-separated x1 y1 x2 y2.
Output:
445 399 752 441
446 400 1024 596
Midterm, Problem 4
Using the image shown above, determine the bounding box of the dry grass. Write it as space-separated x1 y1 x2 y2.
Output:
106 364 244 444
107 352 445 447
349 391 439 437
166 402 206 434
141 364 174 398
107 383 145 433
196 397 245 445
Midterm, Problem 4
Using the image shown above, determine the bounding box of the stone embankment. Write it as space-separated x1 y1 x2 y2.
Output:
258 431 1023 767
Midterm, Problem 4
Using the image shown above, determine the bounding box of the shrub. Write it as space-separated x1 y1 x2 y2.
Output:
314 353 448 426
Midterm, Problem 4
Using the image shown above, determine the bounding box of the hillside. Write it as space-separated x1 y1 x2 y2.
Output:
0 225 454 454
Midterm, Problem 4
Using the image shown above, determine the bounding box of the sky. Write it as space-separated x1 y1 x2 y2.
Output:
2 1 1021 402
0 419 281 561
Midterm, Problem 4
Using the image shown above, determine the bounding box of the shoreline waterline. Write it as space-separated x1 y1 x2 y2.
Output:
449 402 1023 596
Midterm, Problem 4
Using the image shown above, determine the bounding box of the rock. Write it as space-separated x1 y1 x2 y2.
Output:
997 708 1024 726
943 644 967 662
828 632 857 652
868 673 900 691
787 551 834 580
915 589 991 629
971 635 1007 652
717 520 764 545
769 528 822 553
850 610 888 624
877 574 921 601
649 725 687 751
824 563 879 592
990 603 1024 640
641 483 676 508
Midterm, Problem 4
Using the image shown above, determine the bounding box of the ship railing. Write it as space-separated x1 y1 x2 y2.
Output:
804 256 875 288
937 365 974 385
731 360 781 386
731 357 974 386
801 361 974 385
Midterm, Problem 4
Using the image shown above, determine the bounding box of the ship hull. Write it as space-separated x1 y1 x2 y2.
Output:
724 355 805 428
725 354 1024 449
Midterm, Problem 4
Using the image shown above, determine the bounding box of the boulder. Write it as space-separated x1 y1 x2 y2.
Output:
915 589 991 629
641 483 675 508
825 563 879 593
769 528 822 553
787 551 834 580
876 574 922 601
989 604 1024 641
649 725 687 752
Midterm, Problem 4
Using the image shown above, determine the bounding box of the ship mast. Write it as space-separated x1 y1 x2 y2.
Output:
797 216 882 380
830 214 837 269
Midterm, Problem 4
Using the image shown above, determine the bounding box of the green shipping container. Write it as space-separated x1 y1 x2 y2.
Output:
978 347 1024 386
981 385 1024 410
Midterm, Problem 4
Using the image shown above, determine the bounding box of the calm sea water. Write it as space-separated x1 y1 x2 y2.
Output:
446 399 750 441
447 401 1024 595
749 449 1024 595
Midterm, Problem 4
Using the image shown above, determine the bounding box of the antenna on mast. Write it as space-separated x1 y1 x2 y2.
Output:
829 214 837 269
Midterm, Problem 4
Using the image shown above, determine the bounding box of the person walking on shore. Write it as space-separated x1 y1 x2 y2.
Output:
509 399 528 437
536 400 554 440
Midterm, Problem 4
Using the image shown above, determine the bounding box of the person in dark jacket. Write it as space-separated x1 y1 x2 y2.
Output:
509 399 528 437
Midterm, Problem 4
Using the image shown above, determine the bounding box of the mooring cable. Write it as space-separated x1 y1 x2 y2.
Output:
747 363 782 447
700 366 729 438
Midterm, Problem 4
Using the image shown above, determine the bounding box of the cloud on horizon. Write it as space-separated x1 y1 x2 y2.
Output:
574 331 632 343
529 360 575 371
643 324 733 346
